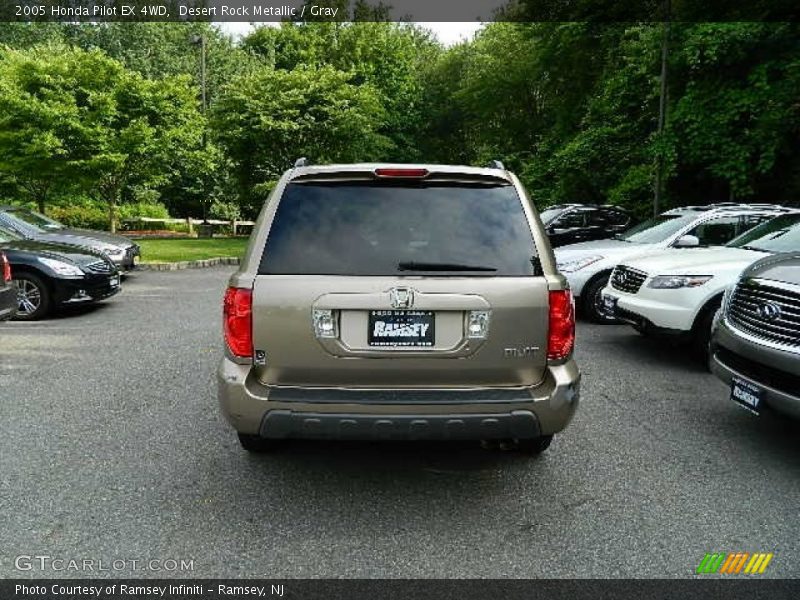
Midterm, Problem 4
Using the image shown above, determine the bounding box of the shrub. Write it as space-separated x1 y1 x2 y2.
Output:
48 204 108 230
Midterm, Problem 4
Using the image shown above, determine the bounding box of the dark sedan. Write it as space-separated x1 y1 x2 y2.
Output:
539 203 632 248
0 226 120 320
0 206 140 272
0 251 16 321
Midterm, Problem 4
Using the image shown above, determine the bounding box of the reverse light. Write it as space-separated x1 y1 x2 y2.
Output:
547 290 575 361
1 252 10 283
648 275 713 289
223 287 252 358
312 309 338 338
467 310 490 339
374 168 429 178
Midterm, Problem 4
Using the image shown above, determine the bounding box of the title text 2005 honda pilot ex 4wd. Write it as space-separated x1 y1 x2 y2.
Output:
218 163 580 454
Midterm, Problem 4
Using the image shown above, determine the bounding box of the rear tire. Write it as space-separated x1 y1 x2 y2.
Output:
581 275 618 323
515 435 553 454
237 433 283 453
12 272 51 321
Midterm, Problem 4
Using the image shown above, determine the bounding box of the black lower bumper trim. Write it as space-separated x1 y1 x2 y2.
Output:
260 409 542 441
267 386 534 404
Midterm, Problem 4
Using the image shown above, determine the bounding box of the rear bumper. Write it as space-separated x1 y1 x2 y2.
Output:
218 358 580 440
261 410 542 440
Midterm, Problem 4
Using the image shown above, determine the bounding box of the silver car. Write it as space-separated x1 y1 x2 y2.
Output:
711 246 800 419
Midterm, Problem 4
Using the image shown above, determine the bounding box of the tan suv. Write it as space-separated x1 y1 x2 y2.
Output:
218 162 580 454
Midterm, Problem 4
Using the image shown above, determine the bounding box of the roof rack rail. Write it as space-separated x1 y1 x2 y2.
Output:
486 160 505 170
294 157 311 168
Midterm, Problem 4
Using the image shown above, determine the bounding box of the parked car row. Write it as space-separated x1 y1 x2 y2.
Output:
0 207 138 321
553 202 799 420
0 206 140 271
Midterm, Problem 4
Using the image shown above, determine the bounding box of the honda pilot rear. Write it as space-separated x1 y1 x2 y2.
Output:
218 163 580 454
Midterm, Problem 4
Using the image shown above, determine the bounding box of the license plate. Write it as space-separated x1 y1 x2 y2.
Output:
602 294 618 315
730 376 763 415
110 276 120 288
368 310 435 347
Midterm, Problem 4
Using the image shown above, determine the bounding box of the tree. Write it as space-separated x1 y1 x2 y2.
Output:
242 21 440 162
211 64 389 215
78 72 205 232
0 44 204 230
0 44 95 212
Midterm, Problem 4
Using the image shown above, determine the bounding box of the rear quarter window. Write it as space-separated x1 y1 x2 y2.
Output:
258 180 539 276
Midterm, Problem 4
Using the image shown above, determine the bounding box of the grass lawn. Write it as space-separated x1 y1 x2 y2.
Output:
136 237 249 263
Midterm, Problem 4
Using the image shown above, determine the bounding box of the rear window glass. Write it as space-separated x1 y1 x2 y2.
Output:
259 181 538 276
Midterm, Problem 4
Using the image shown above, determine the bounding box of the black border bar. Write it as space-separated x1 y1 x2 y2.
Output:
2 0 800 22
4 579 800 600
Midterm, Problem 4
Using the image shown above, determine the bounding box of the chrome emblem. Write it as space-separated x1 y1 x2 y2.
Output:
615 271 628 284
389 287 414 309
757 302 781 321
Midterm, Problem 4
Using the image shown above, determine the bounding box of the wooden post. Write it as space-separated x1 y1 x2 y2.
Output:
187 217 193 236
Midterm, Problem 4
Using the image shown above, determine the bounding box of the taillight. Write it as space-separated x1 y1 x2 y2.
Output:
223 287 252 358
1 252 10 283
374 168 429 178
547 290 575 361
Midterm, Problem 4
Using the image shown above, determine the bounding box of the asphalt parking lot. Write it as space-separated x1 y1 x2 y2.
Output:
1 267 798 578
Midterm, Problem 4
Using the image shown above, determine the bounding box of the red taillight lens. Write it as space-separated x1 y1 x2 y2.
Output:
1 253 10 283
374 168 429 178
223 287 252 358
547 290 575 361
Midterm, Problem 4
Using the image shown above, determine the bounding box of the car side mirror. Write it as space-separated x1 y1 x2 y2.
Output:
674 234 700 248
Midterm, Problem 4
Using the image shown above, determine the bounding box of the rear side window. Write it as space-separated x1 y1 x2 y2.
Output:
259 181 538 276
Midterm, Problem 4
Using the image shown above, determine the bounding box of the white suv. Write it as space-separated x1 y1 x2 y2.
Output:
554 204 787 322
601 211 800 358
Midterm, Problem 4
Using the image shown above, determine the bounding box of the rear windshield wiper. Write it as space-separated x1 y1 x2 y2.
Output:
397 261 497 272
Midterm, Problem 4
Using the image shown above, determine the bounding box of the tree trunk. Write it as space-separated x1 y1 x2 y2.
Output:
37 197 46 214
108 201 117 233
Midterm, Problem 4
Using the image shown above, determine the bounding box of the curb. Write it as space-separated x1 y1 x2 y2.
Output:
137 257 241 271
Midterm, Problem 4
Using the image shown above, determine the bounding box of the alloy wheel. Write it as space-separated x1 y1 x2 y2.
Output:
14 278 41 316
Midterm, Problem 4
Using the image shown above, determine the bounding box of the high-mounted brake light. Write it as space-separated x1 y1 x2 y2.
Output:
1 252 10 283
374 168 429 178
223 287 253 358
547 290 575 361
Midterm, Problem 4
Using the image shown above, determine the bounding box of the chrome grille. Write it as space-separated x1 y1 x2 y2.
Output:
85 260 113 274
611 265 648 294
727 278 800 347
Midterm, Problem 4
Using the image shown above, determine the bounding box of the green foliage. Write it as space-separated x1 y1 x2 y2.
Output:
209 199 241 222
422 22 800 210
47 204 109 230
0 43 205 230
242 22 440 161
1 19 798 224
212 64 390 213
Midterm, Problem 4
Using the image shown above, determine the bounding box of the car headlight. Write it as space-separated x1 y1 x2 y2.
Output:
557 255 604 273
39 257 84 277
98 245 124 258
648 275 713 289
